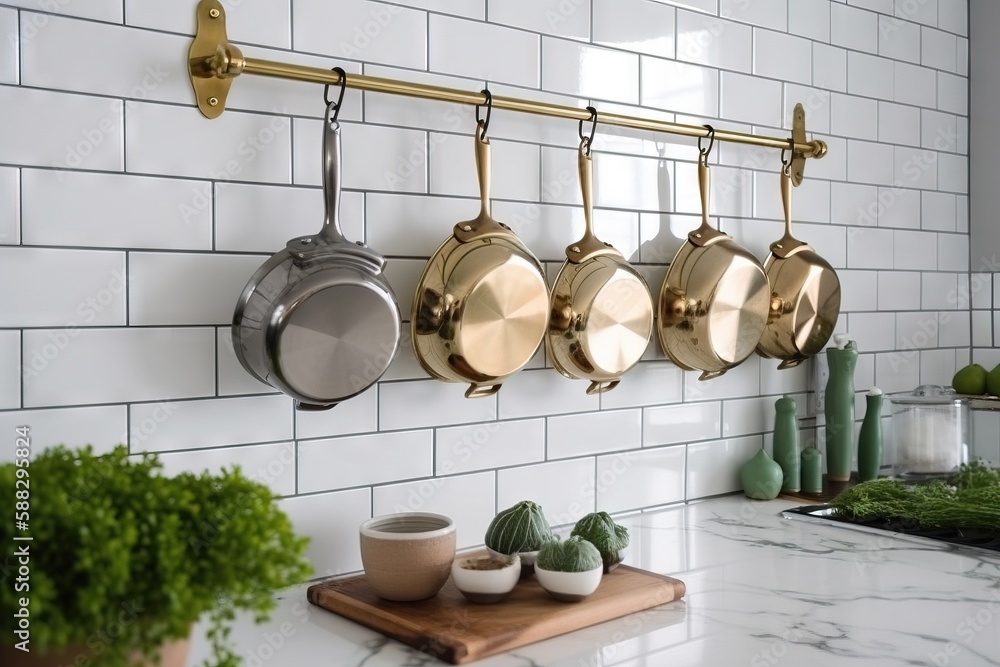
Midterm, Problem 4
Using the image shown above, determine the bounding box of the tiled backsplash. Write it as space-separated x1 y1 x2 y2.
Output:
0 0 973 577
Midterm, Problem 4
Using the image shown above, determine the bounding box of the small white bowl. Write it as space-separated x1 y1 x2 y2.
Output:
535 564 603 602
487 547 539 576
451 554 521 604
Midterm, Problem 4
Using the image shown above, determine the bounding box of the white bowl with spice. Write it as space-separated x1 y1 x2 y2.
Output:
451 553 521 604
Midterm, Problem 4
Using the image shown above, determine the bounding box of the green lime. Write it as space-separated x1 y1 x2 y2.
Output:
987 364 1000 397
953 363 988 395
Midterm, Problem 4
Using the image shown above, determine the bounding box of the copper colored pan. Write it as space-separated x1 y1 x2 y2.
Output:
756 165 841 368
410 121 549 397
546 138 653 394
657 147 770 380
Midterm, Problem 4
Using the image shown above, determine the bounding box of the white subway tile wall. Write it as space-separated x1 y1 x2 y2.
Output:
0 0 972 576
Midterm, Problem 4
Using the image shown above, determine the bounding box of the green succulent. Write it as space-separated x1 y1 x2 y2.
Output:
0 445 312 667
570 512 630 570
484 500 555 554
536 536 602 573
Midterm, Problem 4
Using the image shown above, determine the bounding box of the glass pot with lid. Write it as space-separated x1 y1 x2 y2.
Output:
887 385 970 480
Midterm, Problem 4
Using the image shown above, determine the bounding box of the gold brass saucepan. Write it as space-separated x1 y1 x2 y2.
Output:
411 107 549 397
547 114 653 394
657 129 770 380
755 160 841 368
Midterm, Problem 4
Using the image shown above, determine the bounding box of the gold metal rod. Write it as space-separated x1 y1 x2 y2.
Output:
239 56 827 159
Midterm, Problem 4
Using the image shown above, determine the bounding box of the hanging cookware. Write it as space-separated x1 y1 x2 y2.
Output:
546 112 653 394
232 80 401 410
411 100 549 398
755 160 841 368
657 128 770 380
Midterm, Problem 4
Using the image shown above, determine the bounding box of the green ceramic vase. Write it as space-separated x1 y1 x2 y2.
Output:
740 448 783 500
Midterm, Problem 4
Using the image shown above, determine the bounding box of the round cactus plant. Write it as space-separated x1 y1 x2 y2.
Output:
570 511 630 572
536 536 602 573
484 500 555 555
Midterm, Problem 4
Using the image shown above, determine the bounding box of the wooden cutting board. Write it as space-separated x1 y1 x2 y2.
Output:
306 565 685 664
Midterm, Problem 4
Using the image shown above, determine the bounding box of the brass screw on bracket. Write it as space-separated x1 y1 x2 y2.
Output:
208 97 219 106
209 8 220 18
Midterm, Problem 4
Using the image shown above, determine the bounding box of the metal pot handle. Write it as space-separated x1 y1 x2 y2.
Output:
319 102 349 245
465 383 501 399
688 155 727 248
586 379 620 395
294 399 338 411
453 124 510 241
770 165 808 258
566 140 617 263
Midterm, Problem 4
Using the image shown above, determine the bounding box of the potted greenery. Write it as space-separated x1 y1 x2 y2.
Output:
0 445 312 667
534 536 603 602
484 500 555 573
570 512 630 573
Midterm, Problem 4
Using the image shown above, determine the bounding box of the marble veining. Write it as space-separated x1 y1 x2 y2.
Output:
187 496 1000 666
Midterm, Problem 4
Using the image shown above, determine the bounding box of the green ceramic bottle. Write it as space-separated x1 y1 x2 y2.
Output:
825 334 858 482
801 447 823 493
857 387 884 481
772 395 800 492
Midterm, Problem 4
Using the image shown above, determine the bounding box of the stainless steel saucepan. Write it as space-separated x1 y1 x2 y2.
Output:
232 102 401 410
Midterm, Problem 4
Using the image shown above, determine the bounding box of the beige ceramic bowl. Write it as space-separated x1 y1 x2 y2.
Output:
360 512 456 601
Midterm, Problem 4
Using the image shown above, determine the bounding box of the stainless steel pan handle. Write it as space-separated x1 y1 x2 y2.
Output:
319 102 349 245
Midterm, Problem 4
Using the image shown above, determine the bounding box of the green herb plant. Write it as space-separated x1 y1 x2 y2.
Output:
536 536 602 573
0 445 312 667
831 461 1000 531
570 512 629 572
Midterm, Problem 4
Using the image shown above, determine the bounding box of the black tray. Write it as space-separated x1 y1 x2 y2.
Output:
781 504 1000 554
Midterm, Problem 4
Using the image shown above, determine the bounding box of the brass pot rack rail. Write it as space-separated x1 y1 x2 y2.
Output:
187 0 827 184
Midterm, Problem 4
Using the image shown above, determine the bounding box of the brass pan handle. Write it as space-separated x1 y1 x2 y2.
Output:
586 379 620 395
566 139 618 262
770 165 808 258
688 155 726 248
465 383 501 399
475 121 491 218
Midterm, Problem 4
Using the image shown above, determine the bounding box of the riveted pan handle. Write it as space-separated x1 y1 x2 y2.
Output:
475 121 492 220
454 123 510 241
465 383 501 399
319 102 349 245
770 165 808 259
294 399 337 411
566 139 618 262
586 379 620 395
688 154 727 248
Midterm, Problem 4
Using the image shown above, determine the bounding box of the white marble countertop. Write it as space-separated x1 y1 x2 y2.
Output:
187 495 1000 666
